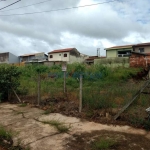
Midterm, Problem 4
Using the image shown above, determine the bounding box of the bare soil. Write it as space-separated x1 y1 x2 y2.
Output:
0 137 24 150
7 96 150 150
31 97 150 130
67 130 150 150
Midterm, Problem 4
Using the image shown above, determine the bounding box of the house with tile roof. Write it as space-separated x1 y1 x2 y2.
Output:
105 44 133 58
105 42 150 58
48 48 88 64
132 42 150 53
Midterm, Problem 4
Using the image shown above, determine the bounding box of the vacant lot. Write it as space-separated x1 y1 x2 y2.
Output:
0 103 150 150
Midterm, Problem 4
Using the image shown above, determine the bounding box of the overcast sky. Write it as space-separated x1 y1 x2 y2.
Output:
0 0 150 56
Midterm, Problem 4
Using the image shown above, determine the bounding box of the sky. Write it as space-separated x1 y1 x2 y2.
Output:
0 0 150 56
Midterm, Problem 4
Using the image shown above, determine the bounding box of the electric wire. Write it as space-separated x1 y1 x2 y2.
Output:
0 0 21 11
0 0 118 17
0 0 52 12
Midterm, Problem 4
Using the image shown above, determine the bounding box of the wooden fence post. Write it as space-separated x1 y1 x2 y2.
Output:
37 74 41 105
64 71 66 93
79 74 83 113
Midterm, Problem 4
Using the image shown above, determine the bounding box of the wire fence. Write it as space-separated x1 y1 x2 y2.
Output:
18 74 150 111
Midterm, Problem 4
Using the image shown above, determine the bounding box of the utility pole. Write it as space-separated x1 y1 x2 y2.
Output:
97 48 100 57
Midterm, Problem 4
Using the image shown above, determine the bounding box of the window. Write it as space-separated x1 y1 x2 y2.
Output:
50 55 53 58
64 54 67 57
117 50 131 57
139 48 144 53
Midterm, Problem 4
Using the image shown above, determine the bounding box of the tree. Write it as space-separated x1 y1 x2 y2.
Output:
0 64 21 102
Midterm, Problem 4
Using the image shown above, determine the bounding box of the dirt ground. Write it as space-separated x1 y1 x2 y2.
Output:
1 100 150 150
67 130 150 150
20 96 149 129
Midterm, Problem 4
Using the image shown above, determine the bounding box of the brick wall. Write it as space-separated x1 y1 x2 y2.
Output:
130 53 150 67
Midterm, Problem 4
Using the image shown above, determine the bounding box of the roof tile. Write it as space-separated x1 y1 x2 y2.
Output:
48 48 75 54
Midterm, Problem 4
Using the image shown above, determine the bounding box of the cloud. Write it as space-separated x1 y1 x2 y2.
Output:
0 0 150 56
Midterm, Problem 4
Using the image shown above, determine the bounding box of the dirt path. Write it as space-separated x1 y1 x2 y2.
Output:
0 103 150 150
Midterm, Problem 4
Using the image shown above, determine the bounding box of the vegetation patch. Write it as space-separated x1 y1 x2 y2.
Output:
39 120 70 133
92 138 117 150
0 125 12 141
67 130 150 150
0 125 29 150
19 103 27 107
43 109 52 115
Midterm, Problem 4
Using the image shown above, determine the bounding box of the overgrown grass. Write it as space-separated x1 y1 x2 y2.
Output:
16 64 143 110
92 138 117 150
0 125 12 140
43 109 53 115
40 120 70 133
19 103 27 107
129 115 150 130
0 125 30 150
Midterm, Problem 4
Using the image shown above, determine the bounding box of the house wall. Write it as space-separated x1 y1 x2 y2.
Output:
20 55 35 62
106 50 117 57
48 52 70 62
35 53 47 61
9 52 19 64
94 57 129 67
106 48 133 58
0 52 9 64
134 46 150 53
69 55 86 64
130 53 150 67
44 61 55 66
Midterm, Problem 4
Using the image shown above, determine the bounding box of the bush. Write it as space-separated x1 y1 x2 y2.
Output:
0 64 21 101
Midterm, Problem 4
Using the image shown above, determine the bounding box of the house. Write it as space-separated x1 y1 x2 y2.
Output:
133 42 150 53
48 48 88 64
19 52 48 63
0 52 19 64
105 44 133 58
105 42 150 58
85 56 106 65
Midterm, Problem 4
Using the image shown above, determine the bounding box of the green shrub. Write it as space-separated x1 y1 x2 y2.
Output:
83 88 114 109
0 125 12 140
66 77 78 88
39 120 70 133
92 138 116 150
0 64 21 101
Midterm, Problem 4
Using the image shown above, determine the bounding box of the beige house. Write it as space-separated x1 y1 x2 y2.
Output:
133 43 150 53
48 48 88 64
105 45 133 58
105 42 150 58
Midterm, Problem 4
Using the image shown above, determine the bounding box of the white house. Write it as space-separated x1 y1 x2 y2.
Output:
48 48 88 64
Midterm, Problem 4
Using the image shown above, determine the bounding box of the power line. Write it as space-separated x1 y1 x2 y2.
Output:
0 0 21 11
0 0 118 17
0 0 52 12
